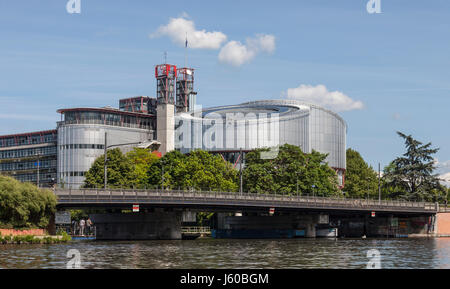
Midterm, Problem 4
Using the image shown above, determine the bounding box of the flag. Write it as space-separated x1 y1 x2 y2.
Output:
185 38 188 48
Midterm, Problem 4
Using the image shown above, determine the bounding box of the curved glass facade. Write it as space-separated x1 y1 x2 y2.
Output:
57 109 155 188
175 99 347 184
60 109 155 130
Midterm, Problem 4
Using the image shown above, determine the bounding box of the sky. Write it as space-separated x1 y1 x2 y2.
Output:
0 0 449 183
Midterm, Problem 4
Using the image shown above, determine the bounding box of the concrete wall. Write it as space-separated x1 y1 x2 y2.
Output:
215 214 319 238
157 103 175 155
436 212 450 237
90 211 182 240
0 229 46 236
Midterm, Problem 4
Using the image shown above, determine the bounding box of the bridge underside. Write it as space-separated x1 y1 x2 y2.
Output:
58 205 435 240
55 190 438 240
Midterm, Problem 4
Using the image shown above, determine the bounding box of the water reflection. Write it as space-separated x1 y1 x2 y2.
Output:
0 238 448 269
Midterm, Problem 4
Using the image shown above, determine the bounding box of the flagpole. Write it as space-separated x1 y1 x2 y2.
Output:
185 32 188 68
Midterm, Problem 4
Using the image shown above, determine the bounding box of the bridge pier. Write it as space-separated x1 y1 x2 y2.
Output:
305 222 316 238
212 213 321 238
90 211 182 240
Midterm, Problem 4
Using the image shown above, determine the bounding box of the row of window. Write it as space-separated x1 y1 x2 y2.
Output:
60 171 87 177
0 146 57 160
59 144 105 150
0 134 56 148
0 159 57 172
15 173 57 183
62 111 155 130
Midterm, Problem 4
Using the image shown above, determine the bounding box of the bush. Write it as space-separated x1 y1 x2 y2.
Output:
0 175 57 229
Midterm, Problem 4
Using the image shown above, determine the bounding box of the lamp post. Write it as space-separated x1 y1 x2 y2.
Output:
103 132 160 189
441 178 450 208
378 163 382 204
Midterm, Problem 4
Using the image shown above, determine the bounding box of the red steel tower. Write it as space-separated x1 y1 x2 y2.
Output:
176 67 196 112
155 64 177 105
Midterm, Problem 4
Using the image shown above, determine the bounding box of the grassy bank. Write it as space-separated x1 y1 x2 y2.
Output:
0 231 71 245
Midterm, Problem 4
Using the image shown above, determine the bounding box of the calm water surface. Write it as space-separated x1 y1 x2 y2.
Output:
1 238 449 269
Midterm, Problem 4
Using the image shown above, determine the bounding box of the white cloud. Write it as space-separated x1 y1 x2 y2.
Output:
247 34 276 53
218 41 255 67
151 15 227 49
440 172 450 187
433 158 450 187
218 34 276 67
285 84 364 112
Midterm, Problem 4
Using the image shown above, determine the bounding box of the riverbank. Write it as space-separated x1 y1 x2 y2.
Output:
0 232 71 245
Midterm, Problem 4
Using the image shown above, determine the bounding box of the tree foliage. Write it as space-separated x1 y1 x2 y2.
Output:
148 150 239 191
243 144 339 196
84 148 239 191
344 148 378 199
384 131 445 202
0 175 56 229
84 148 133 188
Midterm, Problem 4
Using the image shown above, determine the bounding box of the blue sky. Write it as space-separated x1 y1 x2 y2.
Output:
0 0 449 179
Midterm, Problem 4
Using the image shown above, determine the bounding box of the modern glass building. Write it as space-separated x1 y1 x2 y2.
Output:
0 130 58 187
175 99 347 186
0 98 347 188
56 107 156 188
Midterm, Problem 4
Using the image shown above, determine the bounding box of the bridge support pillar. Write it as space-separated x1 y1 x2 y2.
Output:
305 222 316 238
90 211 182 240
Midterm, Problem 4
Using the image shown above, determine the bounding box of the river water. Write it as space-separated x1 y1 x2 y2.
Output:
0 238 449 269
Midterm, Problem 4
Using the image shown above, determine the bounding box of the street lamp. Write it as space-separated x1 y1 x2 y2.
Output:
296 170 301 197
103 132 160 189
440 178 450 208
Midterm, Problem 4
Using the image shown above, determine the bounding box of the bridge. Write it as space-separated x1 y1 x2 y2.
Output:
54 189 442 240
54 188 438 214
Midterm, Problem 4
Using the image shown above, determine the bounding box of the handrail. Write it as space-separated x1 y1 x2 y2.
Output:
54 188 439 212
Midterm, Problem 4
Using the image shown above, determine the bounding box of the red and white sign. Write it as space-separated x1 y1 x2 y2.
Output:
371 211 376 217
269 208 275 215
133 204 139 212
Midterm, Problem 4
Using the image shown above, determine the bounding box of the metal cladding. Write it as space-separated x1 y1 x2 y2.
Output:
155 64 177 105
175 99 347 186
176 68 196 113
0 130 57 187
56 107 155 188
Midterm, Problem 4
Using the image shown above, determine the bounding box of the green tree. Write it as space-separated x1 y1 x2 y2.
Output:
344 148 378 199
148 150 187 189
84 148 133 188
0 175 56 229
384 131 444 201
243 144 339 196
126 148 160 188
147 150 239 191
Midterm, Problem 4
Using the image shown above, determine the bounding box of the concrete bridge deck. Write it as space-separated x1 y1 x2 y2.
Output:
54 189 438 214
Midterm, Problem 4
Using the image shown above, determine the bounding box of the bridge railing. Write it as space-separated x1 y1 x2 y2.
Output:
181 227 211 234
54 188 438 212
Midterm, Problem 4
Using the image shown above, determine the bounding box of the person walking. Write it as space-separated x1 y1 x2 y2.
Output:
79 219 86 236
